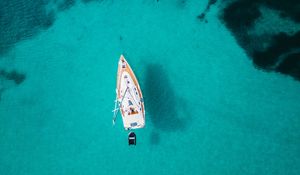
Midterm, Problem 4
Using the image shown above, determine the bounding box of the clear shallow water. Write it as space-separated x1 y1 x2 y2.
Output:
0 0 300 174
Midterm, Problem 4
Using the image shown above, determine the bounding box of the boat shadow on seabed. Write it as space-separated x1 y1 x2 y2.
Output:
144 63 189 145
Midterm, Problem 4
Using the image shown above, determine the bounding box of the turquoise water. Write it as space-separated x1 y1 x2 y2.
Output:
1 0 300 174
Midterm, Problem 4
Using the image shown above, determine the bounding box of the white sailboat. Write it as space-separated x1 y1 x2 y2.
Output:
112 55 145 131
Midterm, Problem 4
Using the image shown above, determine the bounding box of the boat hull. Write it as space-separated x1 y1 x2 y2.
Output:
116 55 145 130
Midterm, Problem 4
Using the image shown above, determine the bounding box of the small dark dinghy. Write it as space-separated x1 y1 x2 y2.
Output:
128 132 136 145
